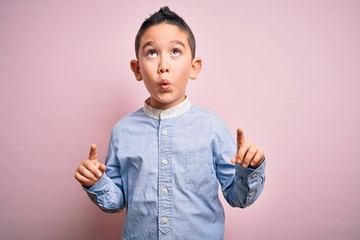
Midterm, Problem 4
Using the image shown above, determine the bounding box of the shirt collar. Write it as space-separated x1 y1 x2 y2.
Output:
143 98 191 119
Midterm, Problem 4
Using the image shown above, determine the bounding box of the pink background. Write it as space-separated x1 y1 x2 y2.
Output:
1 0 359 239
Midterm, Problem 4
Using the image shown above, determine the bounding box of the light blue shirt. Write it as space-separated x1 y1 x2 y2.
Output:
85 98 266 239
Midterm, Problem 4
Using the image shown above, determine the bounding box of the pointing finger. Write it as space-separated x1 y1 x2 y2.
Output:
88 144 97 160
236 141 250 164
237 128 245 149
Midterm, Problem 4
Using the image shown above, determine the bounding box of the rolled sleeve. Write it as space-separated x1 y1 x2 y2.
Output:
84 173 124 213
228 159 266 208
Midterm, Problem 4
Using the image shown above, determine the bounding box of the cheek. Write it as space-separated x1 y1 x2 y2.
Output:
139 60 157 75
178 65 192 79
142 79 157 95
174 59 191 72
140 68 153 80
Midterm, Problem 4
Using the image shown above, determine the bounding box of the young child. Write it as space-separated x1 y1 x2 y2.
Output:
75 6 266 239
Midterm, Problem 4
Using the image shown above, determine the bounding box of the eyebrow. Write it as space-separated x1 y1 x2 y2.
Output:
170 40 186 48
142 41 155 50
142 40 186 49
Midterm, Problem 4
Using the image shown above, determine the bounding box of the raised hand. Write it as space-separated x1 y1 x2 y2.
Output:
231 128 265 168
75 144 106 187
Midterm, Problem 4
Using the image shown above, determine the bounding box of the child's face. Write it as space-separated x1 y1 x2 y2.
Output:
130 23 202 110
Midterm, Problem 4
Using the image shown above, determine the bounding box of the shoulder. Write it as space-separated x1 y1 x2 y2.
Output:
111 108 145 132
189 105 227 126
186 104 231 137
189 105 236 153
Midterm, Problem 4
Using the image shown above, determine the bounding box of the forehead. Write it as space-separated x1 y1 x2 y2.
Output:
140 23 189 47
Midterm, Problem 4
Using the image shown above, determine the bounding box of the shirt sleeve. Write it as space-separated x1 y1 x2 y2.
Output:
227 160 266 208
83 173 124 213
83 129 126 213
215 123 266 208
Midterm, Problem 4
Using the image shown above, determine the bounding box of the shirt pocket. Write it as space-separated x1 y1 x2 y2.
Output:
185 151 216 197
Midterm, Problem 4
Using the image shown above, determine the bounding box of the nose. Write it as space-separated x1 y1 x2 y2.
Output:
158 57 169 74
159 67 169 74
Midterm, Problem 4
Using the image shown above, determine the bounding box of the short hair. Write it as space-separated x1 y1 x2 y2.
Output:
134 6 196 59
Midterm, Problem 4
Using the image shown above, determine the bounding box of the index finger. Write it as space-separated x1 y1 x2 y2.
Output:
88 144 97 160
237 128 245 149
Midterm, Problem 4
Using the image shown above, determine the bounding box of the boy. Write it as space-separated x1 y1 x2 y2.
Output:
75 6 266 240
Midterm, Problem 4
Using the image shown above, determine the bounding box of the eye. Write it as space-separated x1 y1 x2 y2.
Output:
171 48 181 56
147 49 158 57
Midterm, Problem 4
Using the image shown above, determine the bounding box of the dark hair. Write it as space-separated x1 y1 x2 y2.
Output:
134 6 196 59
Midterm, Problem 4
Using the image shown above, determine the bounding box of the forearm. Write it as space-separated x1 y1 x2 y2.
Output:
84 173 125 213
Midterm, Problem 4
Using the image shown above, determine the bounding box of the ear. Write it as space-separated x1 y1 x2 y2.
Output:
130 59 142 81
189 57 202 80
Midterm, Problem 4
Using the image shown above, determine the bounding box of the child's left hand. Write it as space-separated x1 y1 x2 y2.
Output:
231 128 265 168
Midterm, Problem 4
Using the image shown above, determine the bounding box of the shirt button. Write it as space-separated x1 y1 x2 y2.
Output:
251 173 258 178
249 191 255 197
162 159 168 165
161 217 169 224
162 188 168 194
162 130 168 136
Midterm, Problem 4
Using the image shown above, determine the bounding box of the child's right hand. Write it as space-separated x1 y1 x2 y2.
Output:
74 144 106 188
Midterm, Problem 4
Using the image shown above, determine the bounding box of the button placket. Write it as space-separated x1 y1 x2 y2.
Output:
158 119 173 235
